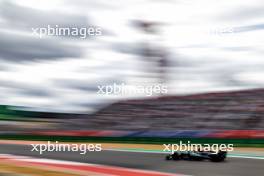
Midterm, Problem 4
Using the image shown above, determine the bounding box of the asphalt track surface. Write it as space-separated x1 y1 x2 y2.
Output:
0 144 263 176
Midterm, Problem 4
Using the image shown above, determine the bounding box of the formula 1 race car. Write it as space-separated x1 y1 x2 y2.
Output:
165 150 227 162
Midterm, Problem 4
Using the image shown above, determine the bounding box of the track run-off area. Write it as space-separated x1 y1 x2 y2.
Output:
0 141 263 176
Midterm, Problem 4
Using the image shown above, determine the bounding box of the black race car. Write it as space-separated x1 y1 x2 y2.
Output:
165 150 227 162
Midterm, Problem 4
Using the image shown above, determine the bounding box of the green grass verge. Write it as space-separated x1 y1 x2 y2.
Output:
0 135 263 147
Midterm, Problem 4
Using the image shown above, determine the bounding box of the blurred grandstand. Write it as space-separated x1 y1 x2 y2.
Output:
1 88 264 132
83 88 264 130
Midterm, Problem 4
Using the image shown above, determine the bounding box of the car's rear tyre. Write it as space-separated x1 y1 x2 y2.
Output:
209 151 227 162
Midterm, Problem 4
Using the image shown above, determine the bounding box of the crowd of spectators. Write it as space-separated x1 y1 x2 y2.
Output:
83 89 264 130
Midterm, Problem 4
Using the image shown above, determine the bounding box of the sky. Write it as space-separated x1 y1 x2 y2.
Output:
0 0 264 113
